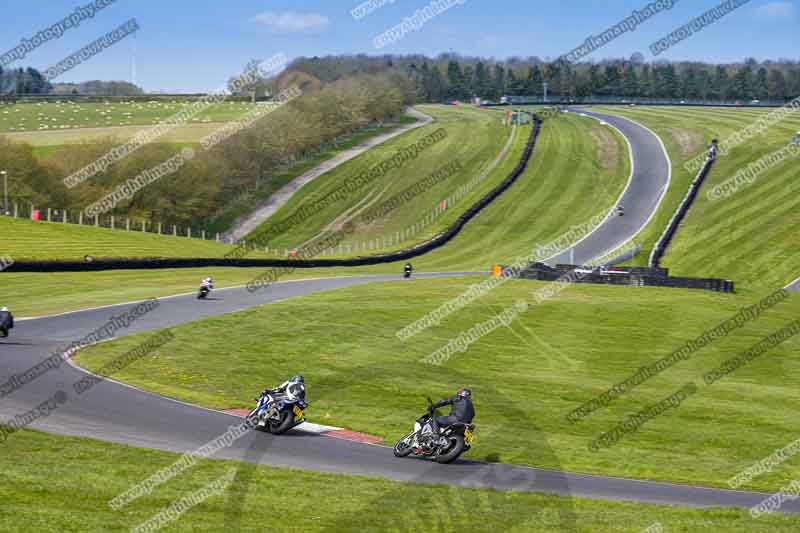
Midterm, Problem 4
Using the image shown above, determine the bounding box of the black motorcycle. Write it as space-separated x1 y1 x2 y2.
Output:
404 264 413 279
197 285 211 299
393 398 475 463
248 389 307 435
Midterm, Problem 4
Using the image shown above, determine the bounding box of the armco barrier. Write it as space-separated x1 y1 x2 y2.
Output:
649 153 716 268
520 263 734 293
5 115 543 273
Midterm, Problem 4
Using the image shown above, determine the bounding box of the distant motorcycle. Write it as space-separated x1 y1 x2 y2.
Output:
248 389 307 435
616 205 625 217
404 263 413 279
393 398 475 463
197 281 213 299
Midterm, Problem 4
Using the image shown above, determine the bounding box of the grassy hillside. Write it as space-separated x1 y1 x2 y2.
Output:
245 105 629 271
594 106 800 289
0 216 240 260
3 429 793 532
77 277 800 493
410 109 629 271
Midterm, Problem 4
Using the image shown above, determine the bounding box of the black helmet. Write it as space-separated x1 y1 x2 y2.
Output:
457 387 471 399
290 375 304 384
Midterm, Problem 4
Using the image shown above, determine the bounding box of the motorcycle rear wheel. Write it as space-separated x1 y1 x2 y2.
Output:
269 410 295 435
436 434 466 464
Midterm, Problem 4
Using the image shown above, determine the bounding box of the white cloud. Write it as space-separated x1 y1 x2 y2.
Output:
253 11 330 33
755 1 796 18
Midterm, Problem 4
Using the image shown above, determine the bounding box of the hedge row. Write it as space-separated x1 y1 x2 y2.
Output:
649 155 716 268
6 115 542 273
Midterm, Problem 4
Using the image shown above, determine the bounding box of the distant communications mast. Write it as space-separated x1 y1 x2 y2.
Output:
130 33 137 86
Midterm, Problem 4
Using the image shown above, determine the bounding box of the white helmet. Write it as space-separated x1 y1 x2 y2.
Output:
0 307 7 312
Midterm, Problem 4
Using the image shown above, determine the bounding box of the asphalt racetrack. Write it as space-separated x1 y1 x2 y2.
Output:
2 273 798 514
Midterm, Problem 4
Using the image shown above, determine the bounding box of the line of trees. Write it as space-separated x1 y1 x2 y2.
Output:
293 55 800 103
0 71 411 231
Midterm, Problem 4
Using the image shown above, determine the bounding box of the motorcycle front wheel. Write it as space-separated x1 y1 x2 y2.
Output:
393 431 415 457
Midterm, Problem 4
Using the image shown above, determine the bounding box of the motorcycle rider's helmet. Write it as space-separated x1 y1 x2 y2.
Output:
289 374 304 384
457 387 471 399
0 307 7 312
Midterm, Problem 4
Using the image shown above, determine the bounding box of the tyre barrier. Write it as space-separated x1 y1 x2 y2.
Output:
520 262 734 293
5 115 543 273
649 154 716 269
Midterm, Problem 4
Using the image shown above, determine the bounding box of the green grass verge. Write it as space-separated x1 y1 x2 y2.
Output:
593 106 800 288
76 277 800 493
0 216 239 260
2 428 796 532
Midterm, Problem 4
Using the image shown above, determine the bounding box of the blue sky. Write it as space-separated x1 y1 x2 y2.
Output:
1 0 797 92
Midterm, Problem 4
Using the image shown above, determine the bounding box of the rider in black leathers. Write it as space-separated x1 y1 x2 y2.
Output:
429 388 474 439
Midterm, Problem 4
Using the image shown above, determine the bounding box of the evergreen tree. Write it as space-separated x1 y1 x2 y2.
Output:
754 67 769 99
491 64 506 99
474 62 491 98
768 69 787 100
623 64 639 97
446 60 465 100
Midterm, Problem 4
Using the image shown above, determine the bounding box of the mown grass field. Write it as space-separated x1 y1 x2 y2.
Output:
0 100 257 135
76 277 800 493
3 429 793 532
593 105 800 289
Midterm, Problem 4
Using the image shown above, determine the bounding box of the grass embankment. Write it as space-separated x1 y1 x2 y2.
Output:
2 429 797 532
245 104 628 271
593 106 800 288
205 116 418 235
77 277 800 493
0 216 240 261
